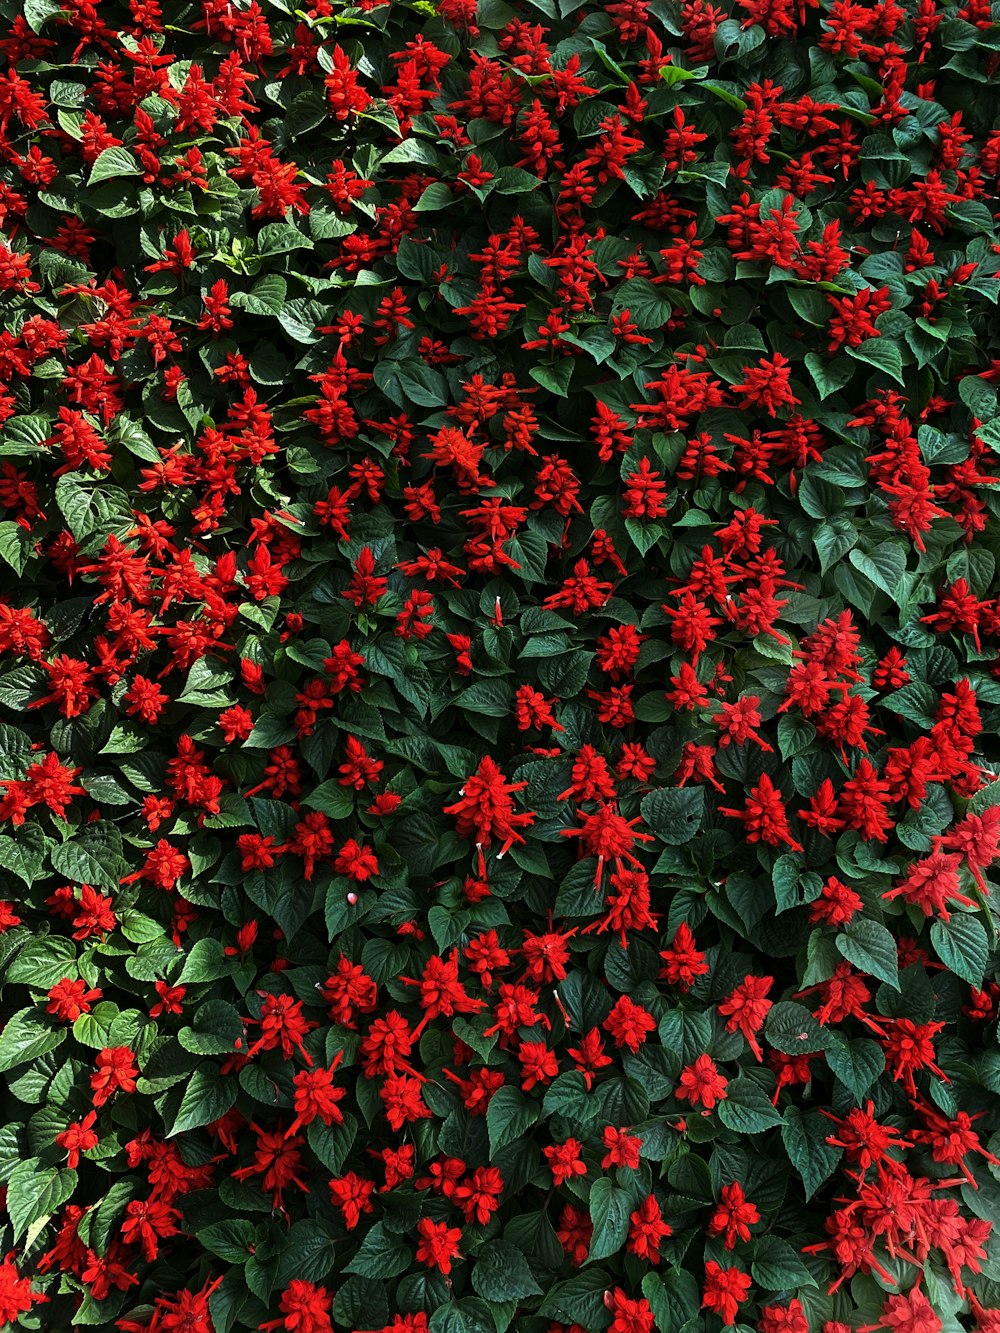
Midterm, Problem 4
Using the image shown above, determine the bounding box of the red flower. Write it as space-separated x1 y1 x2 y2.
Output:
247 993 317 1064
601 1126 642 1169
627 1194 672 1262
444 756 536 872
260 1280 334 1333
544 1137 588 1186
659 923 709 989
288 1056 347 1136
719 775 803 852
708 1182 760 1249
56 1112 99 1168
858 1286 941 1333
603 995 656 1052
455 1166 504 1224
702 1262 752 1326
324 45 371 118
328 1172 375 1229
676 1055 728 1109
556 1204 593 1266
606 1289 655 1333
0 1255 44 1327
717 975 773 1062
880 1019 948 1097
414 1218 462 1274
47 977 103 1021
561 802 655 885
90 1046 139 1107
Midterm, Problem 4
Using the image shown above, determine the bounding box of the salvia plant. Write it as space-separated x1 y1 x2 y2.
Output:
0 0 999 1329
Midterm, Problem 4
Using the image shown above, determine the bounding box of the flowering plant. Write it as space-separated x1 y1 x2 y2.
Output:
1 0 1000 1329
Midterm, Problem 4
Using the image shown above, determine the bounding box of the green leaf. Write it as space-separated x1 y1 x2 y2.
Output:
825 1037 885 1099
751 1236 817 1291
50 823 123 892
471 1241 541 1301
177 1000 244 1057
302 781 355 819
177 938 232 985
6 934 77 989
308 1115 358 1175
0 522 31 575
930 915 989 986
89 1179 138 1255
373 358 447 408
836 918 899 990
0 1009 65 1072
803 353 854 400
539 1270 610 1327
231 275 288 316
257 222 313 255
880 682 940 728
960 375 998 420
848 336 905 385
197 1218 256 1265
640 787 703 844
587 1177 630 1262
486 1087 538 1157
7 1161 76 1242
529 360 573 397
781 1106 842 1200
88 146 142 184
610 278 676 329
275 1219 340 1286
812 515 857 573
24 0 64 31
0 824 48 886
777 715 816 761
428 1301 495 1333
54 474 132 542
455 679 513 718
764 1001 834 1054
642 1270 702 1333
168 1065 236 1136
413 182 455 212
659 63 703 86
345 1222 412 1279
717 1078 783 1133
849 543 907 598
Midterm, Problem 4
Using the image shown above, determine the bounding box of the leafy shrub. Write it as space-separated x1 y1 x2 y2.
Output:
1 0 1000 1330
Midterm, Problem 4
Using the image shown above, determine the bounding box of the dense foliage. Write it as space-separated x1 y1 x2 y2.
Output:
2 0 1000 1328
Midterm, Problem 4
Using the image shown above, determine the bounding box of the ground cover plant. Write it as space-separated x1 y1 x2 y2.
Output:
2 0 1000 1328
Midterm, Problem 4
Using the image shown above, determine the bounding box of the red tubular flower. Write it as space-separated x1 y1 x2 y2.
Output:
933 806 1000 894
287 1055 347 1136
90 1046 139 1106
414 1218 462 1274
400 949 486 1037
702 1262 752 1326
0 1255 46 1326
880 1019 949 1098
659 923 709 989
561 802 655 886
56 1112 99 1168
260 1281 334 1333
676 1054 728 1109
444 756 536 874
606 1289 655 1333
543 1137 587 1185
718 975 773 1061
247 993 317 1065
719 774 803 852
708 1182 760 1249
